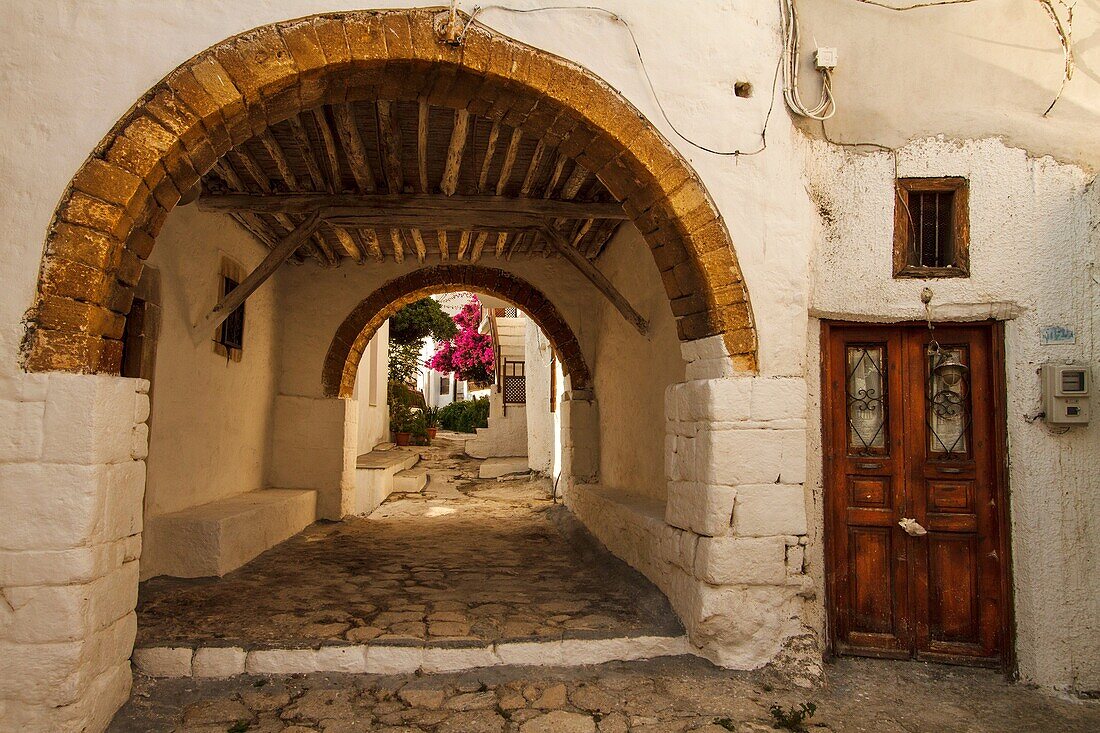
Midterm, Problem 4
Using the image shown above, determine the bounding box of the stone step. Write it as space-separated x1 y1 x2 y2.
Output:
479 456 531 479
132 634 692 679
394 466 429 493
373 441 395 451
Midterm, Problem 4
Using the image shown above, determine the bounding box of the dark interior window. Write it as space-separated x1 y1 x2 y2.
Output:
218 276 245 351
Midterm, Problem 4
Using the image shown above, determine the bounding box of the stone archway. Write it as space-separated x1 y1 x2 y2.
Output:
323 265 589 398
21 7 755 377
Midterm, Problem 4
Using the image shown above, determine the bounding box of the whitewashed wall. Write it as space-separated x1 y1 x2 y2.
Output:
524 318 555 474
140 207 281 579
804 136 1100 694
353 323 389 455
593 225 686 500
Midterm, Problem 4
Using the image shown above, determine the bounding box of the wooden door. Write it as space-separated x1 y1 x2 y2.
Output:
823 322 1009 667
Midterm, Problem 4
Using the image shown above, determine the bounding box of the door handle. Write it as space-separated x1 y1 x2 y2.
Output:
898 517 928 536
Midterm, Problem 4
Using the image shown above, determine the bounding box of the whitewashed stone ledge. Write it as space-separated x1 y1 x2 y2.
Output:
130 635 692 678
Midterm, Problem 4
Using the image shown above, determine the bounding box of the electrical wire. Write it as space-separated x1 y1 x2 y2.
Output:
780 0 837 121
465 3 783 157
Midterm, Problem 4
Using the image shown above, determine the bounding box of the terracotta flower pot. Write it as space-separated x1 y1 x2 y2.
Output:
395 432 412 446
427 427 438 439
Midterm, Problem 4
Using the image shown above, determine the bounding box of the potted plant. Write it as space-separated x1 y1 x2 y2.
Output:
411 410 430 446
390 399 414 447
424 406 440 439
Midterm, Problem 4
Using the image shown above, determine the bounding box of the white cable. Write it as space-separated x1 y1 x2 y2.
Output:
780 0 837 120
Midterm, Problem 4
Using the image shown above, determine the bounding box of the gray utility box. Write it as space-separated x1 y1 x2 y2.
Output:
1041 363 1091 425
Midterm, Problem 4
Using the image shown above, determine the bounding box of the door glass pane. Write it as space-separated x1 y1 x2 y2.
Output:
846 346 887 453
927 345 970 456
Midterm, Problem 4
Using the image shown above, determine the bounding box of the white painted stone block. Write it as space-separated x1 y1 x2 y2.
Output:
315 645 367 673
132 647 193 678
496 640 564 667
422 645 498 673
130 423 149 460
681 336 730 363
246 648 318 674
192 646 247 677
665 481 735 537
689 584 804 669
41 375 136 465
0 399 45 462
133 392 150 425
0 463 106 551
101 460 145 542
732 484 807 537
694 536 787 585
786 544 806 575
0 372 49 403
750 378 807 422
0 539 128 587
363 645 423 674
696 428 806 485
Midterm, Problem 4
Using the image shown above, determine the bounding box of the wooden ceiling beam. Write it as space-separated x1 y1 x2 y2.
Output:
286 115 328 191
436 230 450 261
360 229 384 262
519 140 547 197
332 104 377 194
441 109 470 196
470 231 490 263
375 100 405 194
259 131 300 191
417 98 430 193
312 109 345 193
477 121 501 194
330 224 365 264
389 228 406 263
496 129 521 196
229 149 271 192
409 229 428 263
198 193 627 220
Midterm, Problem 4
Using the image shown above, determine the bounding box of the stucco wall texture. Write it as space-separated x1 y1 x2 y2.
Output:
0 2 1098 731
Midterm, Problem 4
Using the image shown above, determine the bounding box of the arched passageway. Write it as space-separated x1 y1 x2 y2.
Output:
323 265 590 398
8 12 818 733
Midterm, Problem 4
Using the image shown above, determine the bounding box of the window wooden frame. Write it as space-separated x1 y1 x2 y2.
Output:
893 177 970 279
213 257 245 362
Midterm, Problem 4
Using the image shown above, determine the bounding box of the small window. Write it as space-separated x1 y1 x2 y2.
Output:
440 375 450 394
217 275 245 351
893 177 969 278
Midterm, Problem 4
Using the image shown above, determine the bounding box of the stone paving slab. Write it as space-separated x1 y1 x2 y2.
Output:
136 435 681 651
109 655 1100 732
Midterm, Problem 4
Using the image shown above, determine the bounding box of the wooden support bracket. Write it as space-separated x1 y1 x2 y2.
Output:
538 227 649 338
195 211 323 336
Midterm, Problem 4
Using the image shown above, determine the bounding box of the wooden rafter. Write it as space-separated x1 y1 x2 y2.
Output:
332 104 376 194
375 100 405 194
470 232 489 263
496 129 521 196
519 140 547 197
287 116 327 191
389 228 406 263
417 97 430 193
360 229 384 262
437 230 449 261
329 224 365 264
409 229 428 263
259 131 300 191
477 121 501 194
230 149 271 192
312 109 344 192
441 109 470 196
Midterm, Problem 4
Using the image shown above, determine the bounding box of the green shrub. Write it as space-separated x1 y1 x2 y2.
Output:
438 396 490 433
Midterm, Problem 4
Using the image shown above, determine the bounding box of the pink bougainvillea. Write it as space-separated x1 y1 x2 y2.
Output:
428 297 496 383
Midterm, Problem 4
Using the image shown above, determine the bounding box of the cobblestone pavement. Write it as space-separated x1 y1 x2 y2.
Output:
110 654 1099 733
136 434 680 649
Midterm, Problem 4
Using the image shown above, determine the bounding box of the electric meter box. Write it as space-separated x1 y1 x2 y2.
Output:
1041 363 1090 425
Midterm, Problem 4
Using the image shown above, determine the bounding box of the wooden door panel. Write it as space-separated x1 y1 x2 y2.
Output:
926 534 980 643
824 321 1007 667
847 527 898 636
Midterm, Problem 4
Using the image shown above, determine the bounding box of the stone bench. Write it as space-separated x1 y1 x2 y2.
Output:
142 489 317 579
354 448 421 515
